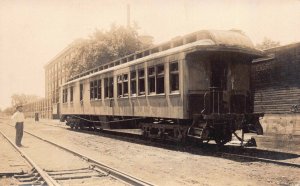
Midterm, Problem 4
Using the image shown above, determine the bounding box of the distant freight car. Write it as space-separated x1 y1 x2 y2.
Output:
60 30 264 145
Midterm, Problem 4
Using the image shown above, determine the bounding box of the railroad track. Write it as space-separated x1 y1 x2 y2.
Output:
0 125 154 186
0 130 58 186
217 151 300 168
41 122 300 169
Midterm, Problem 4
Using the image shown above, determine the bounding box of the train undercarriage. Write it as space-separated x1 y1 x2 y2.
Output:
62 112 263 146
140 113 263 146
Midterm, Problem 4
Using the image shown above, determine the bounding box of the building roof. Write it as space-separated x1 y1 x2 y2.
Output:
252 42 300 63
264 42 300 53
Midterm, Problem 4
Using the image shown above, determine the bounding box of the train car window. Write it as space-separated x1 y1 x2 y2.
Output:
130 71 137 96
93 80 98 99
162 44 170 51
128 55 134 61
108 77 114 98
62 89 65 103
211 61 228 90
117 74 129 98
63 88 68 103
90 81 94 100
104 78 109 98
144 50 150 56
138 69 145 95
123 74 128 97
173 39 183 47
117 75 123 97
136 53 142 59
148 67 156 94
156 65 165 94
97 79 101 99
151 47 159 54
170 62 179 92
80 83 83 101
70 86 73 102
65 88 68 103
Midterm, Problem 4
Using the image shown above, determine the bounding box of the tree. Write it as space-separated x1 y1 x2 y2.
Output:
256 37 280 50
67 24 153 77
11 94 40 107
3 107 15 115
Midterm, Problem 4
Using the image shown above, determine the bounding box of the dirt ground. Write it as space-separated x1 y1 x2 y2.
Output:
0 129 31 185
1 118 300 186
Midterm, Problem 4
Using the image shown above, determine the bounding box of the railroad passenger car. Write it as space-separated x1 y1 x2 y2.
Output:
61 30 264 145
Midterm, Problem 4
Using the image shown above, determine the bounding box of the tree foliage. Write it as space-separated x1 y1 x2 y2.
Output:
3 107 15 115
0 94 40 115
256 37 280 50
11 94 40 107
67 24 153 77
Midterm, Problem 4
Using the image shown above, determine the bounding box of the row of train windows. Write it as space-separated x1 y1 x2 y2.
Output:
62 62 179 103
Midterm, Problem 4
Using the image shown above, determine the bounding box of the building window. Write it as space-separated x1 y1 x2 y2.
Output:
156 64 164 94
80 83 83 101
170 62 179 92
70 86 73 102
130 71 137 96
138 69 145 95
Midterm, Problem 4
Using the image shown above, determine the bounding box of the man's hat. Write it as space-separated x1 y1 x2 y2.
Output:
16 105 23 109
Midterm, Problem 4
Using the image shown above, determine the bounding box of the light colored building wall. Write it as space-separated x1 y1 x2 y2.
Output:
24 42 80 119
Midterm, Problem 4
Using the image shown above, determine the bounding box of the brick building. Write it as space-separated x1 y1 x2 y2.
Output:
252 42 300 113
251 42 300 151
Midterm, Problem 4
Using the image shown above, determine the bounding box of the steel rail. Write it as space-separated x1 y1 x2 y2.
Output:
218 152 300 168
41 122 300 169
20 128 155 186
0 129 60 186
14 121 300 170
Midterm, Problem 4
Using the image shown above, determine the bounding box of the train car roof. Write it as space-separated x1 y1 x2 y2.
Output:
62 30 262 86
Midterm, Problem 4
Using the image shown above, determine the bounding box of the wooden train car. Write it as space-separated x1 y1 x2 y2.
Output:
60 30 264 145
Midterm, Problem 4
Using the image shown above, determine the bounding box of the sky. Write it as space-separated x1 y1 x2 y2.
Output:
0 0 299 109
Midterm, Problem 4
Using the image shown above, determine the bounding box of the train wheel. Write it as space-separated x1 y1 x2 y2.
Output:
215 139 228 146
203 140 210 144
79 124 84 130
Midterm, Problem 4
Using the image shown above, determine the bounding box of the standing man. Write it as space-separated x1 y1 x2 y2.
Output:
11 105 25 147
